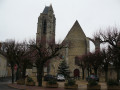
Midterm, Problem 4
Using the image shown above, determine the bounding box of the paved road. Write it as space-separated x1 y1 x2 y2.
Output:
0 83 18 90
0 77 18 90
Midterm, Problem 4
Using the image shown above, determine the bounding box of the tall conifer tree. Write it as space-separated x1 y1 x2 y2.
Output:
58 60 70 78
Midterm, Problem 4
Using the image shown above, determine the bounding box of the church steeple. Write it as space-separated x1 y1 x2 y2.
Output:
36 5 56 44
42 4 54 14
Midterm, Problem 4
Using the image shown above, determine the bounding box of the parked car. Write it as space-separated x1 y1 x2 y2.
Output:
44 74 56 81
57 74 65 81
86 75 99 82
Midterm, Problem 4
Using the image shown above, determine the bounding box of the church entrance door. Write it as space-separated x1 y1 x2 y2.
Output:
74 69 80 78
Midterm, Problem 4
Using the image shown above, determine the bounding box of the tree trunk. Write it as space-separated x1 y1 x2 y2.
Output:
16 67 19 81
117 69 120 82
104 65 108 82
47 64 50 75
22 65 27 79
94 68 97 76
105 70 108 82
82 68 84 80
11 67 14 84
90 68 92 75
37 66 43 86
87 68 90 76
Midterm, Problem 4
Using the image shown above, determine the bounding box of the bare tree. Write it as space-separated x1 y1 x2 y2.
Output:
0 40 33 83
99 27 120 48
99 27 120 82
0 40 18 83
99 48 112 82
77 52 103 77
92 51 103 76
75 56 86 80
108 46 120 82
15 41 33 80
29 39 65 86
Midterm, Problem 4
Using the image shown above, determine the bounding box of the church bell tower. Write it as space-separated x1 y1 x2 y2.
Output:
36 5 56 45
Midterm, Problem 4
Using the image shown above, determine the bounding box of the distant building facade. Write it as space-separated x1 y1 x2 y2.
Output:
0 54 8 77
0 43 11 77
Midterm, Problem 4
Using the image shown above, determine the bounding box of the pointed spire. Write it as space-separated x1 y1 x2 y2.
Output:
50 4 52 7
49 4 54 13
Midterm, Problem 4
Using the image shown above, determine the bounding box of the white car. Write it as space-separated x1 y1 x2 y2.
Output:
57 74 65 81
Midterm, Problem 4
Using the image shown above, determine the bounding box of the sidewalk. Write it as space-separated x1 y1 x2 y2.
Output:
8 81 107 90
8 84 65 90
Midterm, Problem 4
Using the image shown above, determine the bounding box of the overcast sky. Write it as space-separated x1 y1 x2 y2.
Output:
0 0 120 51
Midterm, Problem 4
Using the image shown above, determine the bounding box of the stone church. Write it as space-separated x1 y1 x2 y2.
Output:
36 5 90 78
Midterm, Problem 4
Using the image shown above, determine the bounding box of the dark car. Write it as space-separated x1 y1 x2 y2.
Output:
86 75 99 82
44 74 56 81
